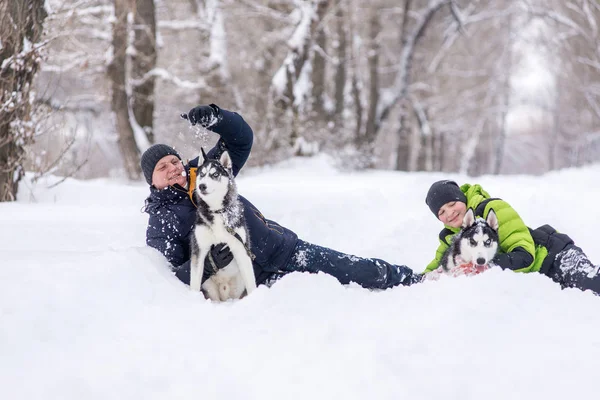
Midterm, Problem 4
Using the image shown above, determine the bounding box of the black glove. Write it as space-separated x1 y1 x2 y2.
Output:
202 243 234 281
185 104 222 128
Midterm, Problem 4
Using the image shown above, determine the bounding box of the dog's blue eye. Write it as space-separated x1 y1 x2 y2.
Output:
484 239 491 246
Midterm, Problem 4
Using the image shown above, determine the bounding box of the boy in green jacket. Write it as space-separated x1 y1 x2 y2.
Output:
423 180 599 295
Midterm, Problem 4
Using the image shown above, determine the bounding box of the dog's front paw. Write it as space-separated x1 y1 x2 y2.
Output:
424 268 443 281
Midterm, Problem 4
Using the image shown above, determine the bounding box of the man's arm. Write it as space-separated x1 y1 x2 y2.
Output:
147 213 234 285
146 211 190 268
187 104 254 176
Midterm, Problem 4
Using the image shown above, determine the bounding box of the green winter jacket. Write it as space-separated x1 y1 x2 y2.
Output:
424 183 547 274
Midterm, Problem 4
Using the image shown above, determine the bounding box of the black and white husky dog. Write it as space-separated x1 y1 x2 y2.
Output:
440 208 499 273
189 148 256 301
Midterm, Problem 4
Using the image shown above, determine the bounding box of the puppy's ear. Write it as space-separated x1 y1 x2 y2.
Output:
199 147 208 164
462 208 475 228
219 150 232 170
486 209 499 231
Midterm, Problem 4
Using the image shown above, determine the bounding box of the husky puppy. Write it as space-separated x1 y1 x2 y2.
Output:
440 208 499 273
189 149 256 301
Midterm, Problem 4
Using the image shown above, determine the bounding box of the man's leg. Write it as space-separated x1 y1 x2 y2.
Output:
282 239 421 289
261 272 288 288
551 246 600 295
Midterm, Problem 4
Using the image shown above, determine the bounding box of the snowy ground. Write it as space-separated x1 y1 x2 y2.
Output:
1 155 599 400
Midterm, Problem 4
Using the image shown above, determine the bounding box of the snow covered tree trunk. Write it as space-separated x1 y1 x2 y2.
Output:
377 0 450 133
131 0 157 144
195 0 242 109
412 96 433 171
267 0 331 151
108 0 141 180
0 0 47 202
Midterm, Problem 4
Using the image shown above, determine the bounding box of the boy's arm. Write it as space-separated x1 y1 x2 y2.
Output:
424 240 448 273
485 199 535 272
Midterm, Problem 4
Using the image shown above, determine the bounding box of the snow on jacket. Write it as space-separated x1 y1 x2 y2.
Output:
143 108 298 285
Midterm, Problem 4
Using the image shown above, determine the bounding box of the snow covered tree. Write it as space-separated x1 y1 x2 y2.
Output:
131 0 157 144
25 0 600 179
542 0 600 169
107 0 156 180
108 0 141 180
0 0 48 201
194 0 242 108
266 0 332 154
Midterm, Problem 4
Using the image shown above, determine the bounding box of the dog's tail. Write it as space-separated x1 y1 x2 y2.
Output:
219 283 231 301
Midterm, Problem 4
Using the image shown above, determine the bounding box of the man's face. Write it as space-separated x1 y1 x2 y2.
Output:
151 155 186 189
438 200 467 228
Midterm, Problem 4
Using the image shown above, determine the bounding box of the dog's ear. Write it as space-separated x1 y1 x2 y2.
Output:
486 208 499 231
219 150 232 170
462 208 475 228
199 147 208 165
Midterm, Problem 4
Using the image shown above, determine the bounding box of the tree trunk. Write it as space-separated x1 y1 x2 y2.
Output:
267 0 331 150
493 14 512 175
549 84 561 170
333 0 347 121
394 0 412 171
395 107 410 171
108 0 141 180
377 0 450 131
131 0 157 144
362 7 380 146
0 0 47 202
412 96 433 171
196 0 244 108
312 23 326 117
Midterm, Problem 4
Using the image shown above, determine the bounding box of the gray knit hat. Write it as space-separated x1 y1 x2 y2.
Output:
140 144 181 185
425 180 467 217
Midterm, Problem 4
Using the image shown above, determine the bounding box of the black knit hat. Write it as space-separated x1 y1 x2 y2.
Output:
425 180 467 217
140 144 181 185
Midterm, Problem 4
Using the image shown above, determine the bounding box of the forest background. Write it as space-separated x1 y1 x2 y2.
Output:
2 0 600 200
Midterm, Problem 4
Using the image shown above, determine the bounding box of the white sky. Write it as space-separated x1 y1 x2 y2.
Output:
1 155 599 399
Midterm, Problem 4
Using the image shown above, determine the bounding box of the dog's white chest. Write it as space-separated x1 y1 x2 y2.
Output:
195 215 236 243
191 213 254 301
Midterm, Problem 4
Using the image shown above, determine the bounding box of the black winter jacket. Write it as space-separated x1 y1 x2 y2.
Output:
143 108 298 285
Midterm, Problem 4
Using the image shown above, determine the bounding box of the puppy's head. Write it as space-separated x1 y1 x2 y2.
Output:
458 208 499 267
196 149 233 199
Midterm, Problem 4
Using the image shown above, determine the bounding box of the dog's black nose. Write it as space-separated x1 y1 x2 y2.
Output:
198 183 207 192
476 257 486 266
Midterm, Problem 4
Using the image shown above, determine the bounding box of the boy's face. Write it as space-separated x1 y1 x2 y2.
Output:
152 155 186 190
438 201 467 228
